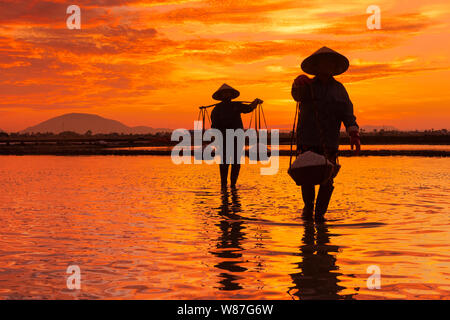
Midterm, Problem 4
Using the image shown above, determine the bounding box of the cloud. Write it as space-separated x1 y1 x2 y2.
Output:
315 12 436 35
342 59 449 83
154 0 305 24
0 0 449 130
15 25 159 55
0 1 116 26
176 37 399 65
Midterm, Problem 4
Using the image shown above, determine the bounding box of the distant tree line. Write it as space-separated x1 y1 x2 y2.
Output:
1 129 449 145
0 131 172 139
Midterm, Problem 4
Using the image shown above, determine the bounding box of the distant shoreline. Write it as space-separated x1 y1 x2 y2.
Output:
1 131 449 146
1 132 449 157
0 147 448 157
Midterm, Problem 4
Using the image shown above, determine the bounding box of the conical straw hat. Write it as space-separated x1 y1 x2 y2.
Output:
301 46 349 76
212 83 240 101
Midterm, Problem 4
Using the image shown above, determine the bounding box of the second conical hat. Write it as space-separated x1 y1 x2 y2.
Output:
301 46 349 76
212 83 240 101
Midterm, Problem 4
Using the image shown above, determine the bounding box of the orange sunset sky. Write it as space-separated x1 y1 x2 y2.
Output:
0 0 449 132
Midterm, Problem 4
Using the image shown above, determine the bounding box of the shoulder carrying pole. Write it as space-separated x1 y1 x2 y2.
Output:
199 101 254 110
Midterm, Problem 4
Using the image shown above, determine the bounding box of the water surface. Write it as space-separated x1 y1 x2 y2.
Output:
0 155 449 299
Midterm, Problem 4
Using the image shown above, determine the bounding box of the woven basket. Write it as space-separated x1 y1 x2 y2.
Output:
288 163 333 186
288 151 340 186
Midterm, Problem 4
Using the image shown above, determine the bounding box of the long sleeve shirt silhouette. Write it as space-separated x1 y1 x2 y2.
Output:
211 101 256 131
291 77 358 151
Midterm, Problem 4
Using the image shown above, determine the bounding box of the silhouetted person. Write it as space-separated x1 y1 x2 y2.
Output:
211 84 263 189
288 221 354 299
291 47 361 222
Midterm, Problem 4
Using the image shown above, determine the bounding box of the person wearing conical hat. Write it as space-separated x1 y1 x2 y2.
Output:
210 83 263 189
291 46 361 222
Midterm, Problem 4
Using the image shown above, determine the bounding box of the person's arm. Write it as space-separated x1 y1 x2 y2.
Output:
239 99 263 114
210 107 219 129
292 84 301 102
339 84 360 155
340 86 359 134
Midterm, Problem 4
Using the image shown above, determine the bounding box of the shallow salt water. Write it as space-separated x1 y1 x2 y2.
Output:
0 155 448 299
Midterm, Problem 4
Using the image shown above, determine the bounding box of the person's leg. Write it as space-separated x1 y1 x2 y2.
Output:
230 164 241 187
229 135 242 188
219 134 230 189
315 178 334 222
301 184 315 220
219 164 229 189
314 149 338 222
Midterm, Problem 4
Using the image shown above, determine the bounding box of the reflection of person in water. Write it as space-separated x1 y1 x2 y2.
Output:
210 188 247 291
288 222 355 300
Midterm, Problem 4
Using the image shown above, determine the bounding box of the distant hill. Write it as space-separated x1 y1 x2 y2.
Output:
21 113 171 134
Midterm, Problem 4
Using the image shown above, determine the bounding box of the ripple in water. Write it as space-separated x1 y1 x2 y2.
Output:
0 155 448 299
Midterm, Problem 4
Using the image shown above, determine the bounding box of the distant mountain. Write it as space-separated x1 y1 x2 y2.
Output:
21 113 171 134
